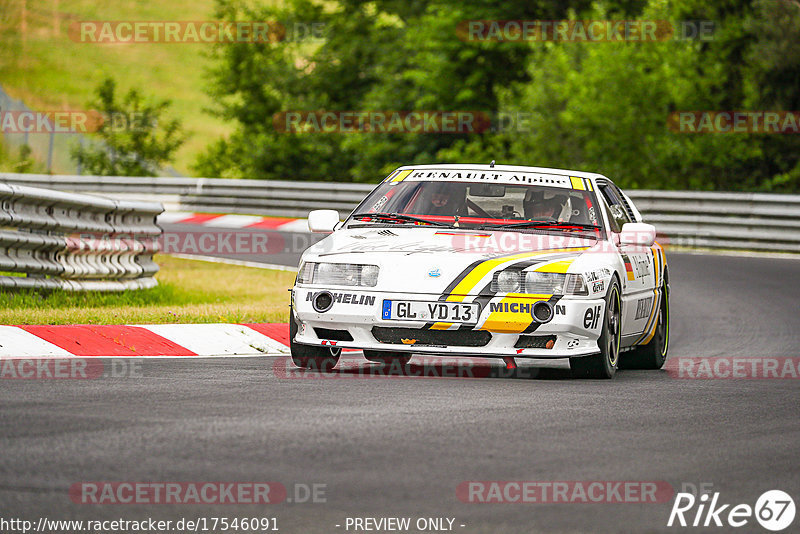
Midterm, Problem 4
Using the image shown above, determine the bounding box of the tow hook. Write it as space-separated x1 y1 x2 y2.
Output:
502 357 517 370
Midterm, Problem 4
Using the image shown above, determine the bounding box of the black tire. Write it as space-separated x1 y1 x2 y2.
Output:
570 279 622 379
363 350 411 366
289 305 341 371
620 271 670 370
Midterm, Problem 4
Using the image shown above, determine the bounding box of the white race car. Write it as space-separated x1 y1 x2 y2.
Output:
290 164 669 378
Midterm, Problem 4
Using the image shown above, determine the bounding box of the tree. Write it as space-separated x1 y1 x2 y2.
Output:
742 0 800 191
197 0 800 192
443 0 799 192
71 77 186 176
196 0 609 181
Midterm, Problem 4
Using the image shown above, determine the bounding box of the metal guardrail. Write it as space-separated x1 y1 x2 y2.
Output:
626 190 800 252
1 173 799 253
0 182 163 290
0 173 373 219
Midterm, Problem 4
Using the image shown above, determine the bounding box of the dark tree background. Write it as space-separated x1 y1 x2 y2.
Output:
194 0 800 192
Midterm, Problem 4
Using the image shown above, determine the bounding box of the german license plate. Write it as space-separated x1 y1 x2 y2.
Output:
381 300 480 324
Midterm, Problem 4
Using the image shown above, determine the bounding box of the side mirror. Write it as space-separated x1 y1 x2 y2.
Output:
308 209 340 233
619 222 657 247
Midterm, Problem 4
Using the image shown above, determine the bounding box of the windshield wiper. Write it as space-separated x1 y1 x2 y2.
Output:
480 219 601 231
351 212 453 227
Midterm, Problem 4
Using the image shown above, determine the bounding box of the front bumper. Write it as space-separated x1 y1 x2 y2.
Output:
292 287 606 359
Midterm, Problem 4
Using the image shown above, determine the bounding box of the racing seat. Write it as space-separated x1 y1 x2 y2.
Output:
567 194 591 224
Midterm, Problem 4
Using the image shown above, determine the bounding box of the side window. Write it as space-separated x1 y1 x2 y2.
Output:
609 183 638 222
598 183 631 232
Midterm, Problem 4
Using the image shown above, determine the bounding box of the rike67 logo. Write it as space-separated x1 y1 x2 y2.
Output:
668 489 795 531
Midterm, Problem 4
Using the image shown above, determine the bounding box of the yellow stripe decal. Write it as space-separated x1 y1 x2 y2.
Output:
635 246 662 345
430 250 584 330
640 245 667 344
639 297 660 344
585 179 594 191
570 176 585 190
533 259 574 274
392 169 413 182
640 281 663 345
479 296 552 333
637 290 660 345
447 249 586 302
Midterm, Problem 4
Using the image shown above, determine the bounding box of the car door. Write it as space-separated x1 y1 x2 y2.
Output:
596 181 657 339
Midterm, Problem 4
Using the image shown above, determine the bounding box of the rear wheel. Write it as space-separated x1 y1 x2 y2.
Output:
620 272 669 370
363 350 411 366
570 279 621 379
289 306 340 371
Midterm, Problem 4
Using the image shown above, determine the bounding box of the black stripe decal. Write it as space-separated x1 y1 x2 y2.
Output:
425 252 580 330
438 259 485 301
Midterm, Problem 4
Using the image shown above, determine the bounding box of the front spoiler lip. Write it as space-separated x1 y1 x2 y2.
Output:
292 339 599 359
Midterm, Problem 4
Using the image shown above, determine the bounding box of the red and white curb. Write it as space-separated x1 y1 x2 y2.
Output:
157 212 309 233
0 323 292 359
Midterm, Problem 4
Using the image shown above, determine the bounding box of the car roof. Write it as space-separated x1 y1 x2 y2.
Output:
393 163 611 182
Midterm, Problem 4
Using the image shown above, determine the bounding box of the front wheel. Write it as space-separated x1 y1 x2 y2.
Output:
363 350 411 366
289 306 341 371
620 272 669 370
570 279 622 379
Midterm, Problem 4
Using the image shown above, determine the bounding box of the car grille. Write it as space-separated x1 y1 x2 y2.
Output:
371 327 492 347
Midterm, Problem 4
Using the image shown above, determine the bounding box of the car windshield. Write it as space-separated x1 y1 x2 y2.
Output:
348 176 604 234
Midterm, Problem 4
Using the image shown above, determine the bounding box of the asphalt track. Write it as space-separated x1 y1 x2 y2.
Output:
1 226 799 533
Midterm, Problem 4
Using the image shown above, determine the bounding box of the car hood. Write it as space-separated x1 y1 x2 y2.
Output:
301 226 601 295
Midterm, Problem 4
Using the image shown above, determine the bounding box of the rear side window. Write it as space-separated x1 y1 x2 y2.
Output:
598 183 631 232
609 183 638 222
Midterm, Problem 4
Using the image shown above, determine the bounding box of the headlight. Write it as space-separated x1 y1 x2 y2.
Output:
297 262 314 284
563 273 589 296
360 265 380 286
524 272 589 296
525 272 565 294
495 270 523 292
296 262 380 287
492 271 589 296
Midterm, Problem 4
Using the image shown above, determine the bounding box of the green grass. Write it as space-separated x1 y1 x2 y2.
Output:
0 0 234 174
0 255 296 324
